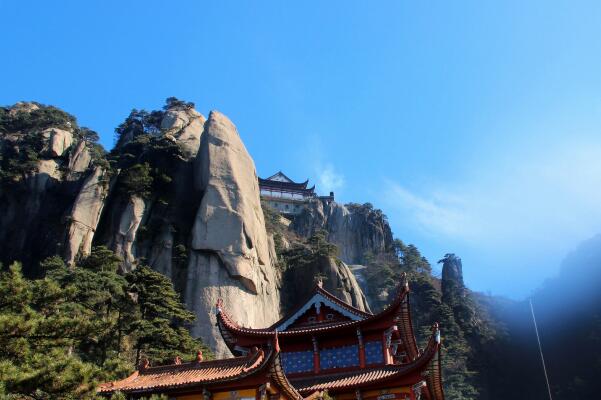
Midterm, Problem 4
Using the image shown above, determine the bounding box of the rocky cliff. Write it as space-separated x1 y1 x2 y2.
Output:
292 200 393 265
0 102 108 274
0 100 282 357
0 99 369 357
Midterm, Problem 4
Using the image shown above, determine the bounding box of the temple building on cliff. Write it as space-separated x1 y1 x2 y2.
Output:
99 274 445 400
258 172 334 215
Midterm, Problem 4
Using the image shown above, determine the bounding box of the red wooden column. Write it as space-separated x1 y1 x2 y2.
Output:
312 336 320 373
357 328 366 368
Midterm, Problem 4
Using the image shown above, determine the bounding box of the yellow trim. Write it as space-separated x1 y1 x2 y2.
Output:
336 387 411 400
213 389 257 400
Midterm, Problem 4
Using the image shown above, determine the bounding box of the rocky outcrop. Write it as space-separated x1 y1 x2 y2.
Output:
68 140 92 174
440 253 464 288
160 106 205 157
1 100 375 358
0 102 103 273
283 255 370 313
91 107 281 356
43 127 73 157
64 167 109 264
191 111 273 294
105 196 146 271
187 111 280 356
292 200 393 265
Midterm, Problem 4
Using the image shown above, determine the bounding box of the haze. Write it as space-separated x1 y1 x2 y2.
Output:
2 1 600 298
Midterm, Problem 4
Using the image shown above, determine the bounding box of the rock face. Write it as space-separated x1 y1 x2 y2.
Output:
0 102 103 274
440 253 464 288
107 196 147 272
186 111 280 355
160 106 205 157
64 167 109 264
92 106 281 356
290 200 393 309
283 255 370 313
292 200 393 265
0 100 373 357
43 127 73 157
191 111 273 294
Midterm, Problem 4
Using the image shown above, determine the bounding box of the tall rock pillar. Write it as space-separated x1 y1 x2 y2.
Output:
186 111 281 356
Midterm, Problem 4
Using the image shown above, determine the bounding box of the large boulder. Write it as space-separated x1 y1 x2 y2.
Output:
43 127 73 157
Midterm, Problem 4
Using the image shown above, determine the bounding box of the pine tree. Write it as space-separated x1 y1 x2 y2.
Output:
0 262 101 399
126 265 210 365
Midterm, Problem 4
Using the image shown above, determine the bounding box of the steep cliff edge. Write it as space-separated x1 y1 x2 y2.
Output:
292 200 393 265
0 102 108 274
262 204 371 313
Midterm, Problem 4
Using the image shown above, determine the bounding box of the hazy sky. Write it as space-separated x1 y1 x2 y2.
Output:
2 1 601 298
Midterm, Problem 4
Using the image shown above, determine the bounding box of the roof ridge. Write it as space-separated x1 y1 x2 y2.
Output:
315 285 373 317
217 280 411 338
98 348 273 395
139 351 260 374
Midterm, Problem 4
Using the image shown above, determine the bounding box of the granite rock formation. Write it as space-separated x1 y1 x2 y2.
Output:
282 255 370 312
0 100 370 357
292 200 393 265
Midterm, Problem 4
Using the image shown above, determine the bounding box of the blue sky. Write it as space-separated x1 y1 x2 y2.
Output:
2 1 601 298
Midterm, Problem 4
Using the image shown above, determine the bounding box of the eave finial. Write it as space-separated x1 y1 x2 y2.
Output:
139 357 150 370
400 272 409 291
274 331 281 353
215 298 223 314
432 322 441 344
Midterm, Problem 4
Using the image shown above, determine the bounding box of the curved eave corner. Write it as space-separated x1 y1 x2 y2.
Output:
425 324 445 400
269 333 306 400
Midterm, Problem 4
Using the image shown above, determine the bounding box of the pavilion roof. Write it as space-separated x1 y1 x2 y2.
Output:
259 172 315 193
216 274 417 352
268 283 374 330
98 351 267 395
290 325 443 395
97 339 305 399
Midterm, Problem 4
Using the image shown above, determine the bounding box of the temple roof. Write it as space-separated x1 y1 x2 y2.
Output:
259 172 315 194
270 283 374 330
216 274 418 357
98 351 267 395
290 327 442 394
98 339 304 399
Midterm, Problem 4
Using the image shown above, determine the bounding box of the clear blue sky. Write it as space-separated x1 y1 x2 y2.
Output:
2 1 601 299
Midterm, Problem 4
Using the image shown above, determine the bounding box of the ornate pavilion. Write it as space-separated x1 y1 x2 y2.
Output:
99 274 445 400
259 172 327 215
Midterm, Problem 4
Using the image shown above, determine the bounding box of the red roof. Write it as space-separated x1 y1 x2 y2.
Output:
216 275 411 338
290 327 442 395
98 342 305 400
259 172 316 195
98 351 268 395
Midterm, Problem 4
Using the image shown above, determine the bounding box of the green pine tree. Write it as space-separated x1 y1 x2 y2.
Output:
126 265 210 365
